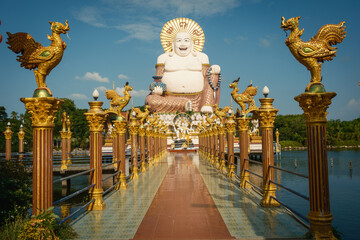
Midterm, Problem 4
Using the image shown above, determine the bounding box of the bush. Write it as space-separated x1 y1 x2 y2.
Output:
280 140 304 148
0 160 32 225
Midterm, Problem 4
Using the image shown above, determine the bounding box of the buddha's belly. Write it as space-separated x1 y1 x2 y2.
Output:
162 71 204 93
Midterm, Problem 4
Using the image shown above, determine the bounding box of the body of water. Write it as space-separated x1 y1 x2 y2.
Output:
275 149 360 240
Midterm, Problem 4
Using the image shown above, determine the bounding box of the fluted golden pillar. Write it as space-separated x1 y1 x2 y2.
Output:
154 127 159 163
129 116 139 179
113 117 127 189
139 125 146 173
66 131 72 164
208 127 214 164
295 91 337 239
258 97 279 207
21 96 63 215
146 125 153 166
18 125 25 160
275 129 280 153
226 113 236 178
60 131 68 171
84 99 107 210
213 125 220 168
4 123 13 160
237 117 251 188
218 124 226 173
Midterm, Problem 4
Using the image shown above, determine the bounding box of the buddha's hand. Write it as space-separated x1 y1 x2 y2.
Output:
201 105 213 113
210 65 221 74
152 86 163 95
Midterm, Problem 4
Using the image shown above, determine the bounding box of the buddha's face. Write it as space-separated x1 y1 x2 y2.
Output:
173 32 192 57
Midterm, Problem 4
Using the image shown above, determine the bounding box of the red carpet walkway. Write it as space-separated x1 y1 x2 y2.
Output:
133 153 234 239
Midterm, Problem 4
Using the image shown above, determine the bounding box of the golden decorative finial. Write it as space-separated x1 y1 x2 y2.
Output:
113 81 115 90
229 77 259 116
133 105 150 125
281 16 346 92
61 111 67 131
6 20 70 96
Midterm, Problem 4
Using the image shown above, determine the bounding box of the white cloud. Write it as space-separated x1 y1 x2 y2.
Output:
347 98 360 110
115 23 160 43
116 87 149 98
73 6 107 27
96 86 108 92
259 38 271 47
69 93 89 100
75 72 110 83
118 74 129 80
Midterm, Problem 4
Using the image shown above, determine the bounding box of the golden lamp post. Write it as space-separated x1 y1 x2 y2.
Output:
18 124 25 160
4 122 13 160
21 93 63 215
60 111 68 171
128 111 139 179
258 86 279 207
66 115 72 165
84 90 107 210
226 109 236 178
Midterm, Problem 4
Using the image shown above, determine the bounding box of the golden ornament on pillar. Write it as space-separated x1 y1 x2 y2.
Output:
4 125 13 140
229 78 259 116
113 119 128 189
17 128 25 140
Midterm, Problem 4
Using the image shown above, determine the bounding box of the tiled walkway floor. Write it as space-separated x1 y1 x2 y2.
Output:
72 152 308 239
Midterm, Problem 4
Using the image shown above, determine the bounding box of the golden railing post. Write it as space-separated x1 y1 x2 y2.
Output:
258 94 279 207
237 117 251 188
4 122 13 160
21 95 63 215
111 128 118 169
218 124 226 173
209 126 214 164
154 126 159 163
18 124 25 160
60 131 68 171
84 97 107 211
129 115 139 179
213 125 220 168
139 125 146 172
66 116 72 164
113 117 128 189
146 125 154 166
226 112 236 178
295 91 337 239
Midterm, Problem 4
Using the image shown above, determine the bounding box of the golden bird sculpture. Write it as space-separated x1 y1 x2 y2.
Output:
7 20 70 96
213 104 232 124
281 16 346 92
133 105 150 125
229 77 258 116
105 82 133 115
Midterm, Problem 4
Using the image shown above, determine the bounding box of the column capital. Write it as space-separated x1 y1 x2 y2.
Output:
128 117 139 135
114 119 127 135
218 124 226 135
60 130 68 139
4 126 13 140
236 117 250 132
225 116 236 134
21 97 63 127
17 130 25 140
138 125 146 137
259 98 278 128
294 92 336 123
84 101 107 132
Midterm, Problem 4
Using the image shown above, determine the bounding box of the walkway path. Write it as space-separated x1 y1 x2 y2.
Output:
72 152 308 239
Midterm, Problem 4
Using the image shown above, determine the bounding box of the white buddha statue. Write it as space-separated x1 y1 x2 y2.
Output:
145 18 221 113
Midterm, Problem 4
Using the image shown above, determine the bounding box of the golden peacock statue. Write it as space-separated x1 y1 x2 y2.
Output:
105 82 133 115
133 105 150 125
6 20 70 95
281 16 346 91
213 104 232 123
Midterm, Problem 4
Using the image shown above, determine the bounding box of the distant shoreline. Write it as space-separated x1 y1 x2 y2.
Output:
282 145 360 151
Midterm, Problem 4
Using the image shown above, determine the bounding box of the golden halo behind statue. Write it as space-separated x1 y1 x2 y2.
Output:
160 18 205 53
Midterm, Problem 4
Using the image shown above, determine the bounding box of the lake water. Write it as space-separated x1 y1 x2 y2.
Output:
54 149 359 239
274 149 360 240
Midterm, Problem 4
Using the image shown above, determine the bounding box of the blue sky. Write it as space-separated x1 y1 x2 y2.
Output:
0 0 359 120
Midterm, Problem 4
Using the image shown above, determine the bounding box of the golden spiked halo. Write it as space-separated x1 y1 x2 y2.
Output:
160 18 205 53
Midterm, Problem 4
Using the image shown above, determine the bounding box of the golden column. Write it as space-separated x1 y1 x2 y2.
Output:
208 126 214 163
218 124 226 173
237 117 251 188
258 87 279 207
275 128 280 154
139 125 147 172
226 111 236 178
146 124 154 166
18 124 25 160
84 93 107 210
4 122 13 160
295 91 337 239
128 114 139 179
66 116 72 164
113 117 128 189
153 126 159 163
60 130 68 171
112 127 118 169
213 125 220 168
21 96 63 215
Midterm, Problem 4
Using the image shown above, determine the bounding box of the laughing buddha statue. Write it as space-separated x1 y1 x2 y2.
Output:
145 18 221 113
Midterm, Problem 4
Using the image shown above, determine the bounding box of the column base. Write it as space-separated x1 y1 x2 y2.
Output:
88 189 106 210
60 160 68 171
260 186 280 207
239 172 251 188
308 212 336 240
131 166 139 179
140 161 147 173
66 159 72 165
116 173 128 189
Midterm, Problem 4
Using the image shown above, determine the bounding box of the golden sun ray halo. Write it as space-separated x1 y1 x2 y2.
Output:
160 18 205 53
